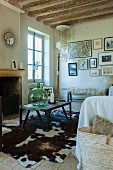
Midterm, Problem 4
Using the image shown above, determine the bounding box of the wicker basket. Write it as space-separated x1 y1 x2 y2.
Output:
78 126 113 170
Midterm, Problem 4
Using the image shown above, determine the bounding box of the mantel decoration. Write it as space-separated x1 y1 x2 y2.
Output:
56 25 70 61
69 40 92 58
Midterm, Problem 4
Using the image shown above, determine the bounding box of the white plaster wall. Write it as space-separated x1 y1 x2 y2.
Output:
59 18 113 98
0 4 55 104
0 4 20 68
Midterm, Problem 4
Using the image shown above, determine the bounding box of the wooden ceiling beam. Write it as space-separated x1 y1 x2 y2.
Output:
28 0 103 16
44 7 113 25
22 0 72 10
36 0 113 22
6 0 112 28
51 12 113 28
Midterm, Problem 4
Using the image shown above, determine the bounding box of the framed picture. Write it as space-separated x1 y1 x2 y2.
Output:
43 86 54 99
89 58 97 68
104 37 113 51
89 69 100 76
98 52 113 65
78 59 88 70
68 63 77 76
102 66 113 75
69 40 92 58
93 38 102 50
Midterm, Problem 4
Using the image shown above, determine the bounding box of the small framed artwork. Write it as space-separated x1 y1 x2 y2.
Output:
78 59 88 70
89 69 100 76
104 37 113 51
102 66 113 75
89 58 97 68
68 63 77 76
43 86 54 99
93 38 102 50
98 52 113 65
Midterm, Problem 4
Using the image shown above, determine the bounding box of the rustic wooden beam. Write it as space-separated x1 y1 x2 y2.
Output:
36 0 113 22
44 6 113 25
28 0 102 16
51 13 113 28
18 0 28 2
22 0 72 10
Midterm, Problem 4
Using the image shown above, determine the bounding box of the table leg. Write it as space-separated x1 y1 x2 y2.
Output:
36 111 43 124
62 106 68 119
22 110 30 127
69 102 72 119
44 111 51 132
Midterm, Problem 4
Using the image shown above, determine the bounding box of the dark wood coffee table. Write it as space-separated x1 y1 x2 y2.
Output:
20 101 71 131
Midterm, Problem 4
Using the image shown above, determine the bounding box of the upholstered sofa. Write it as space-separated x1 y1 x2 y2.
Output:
67 87 97 100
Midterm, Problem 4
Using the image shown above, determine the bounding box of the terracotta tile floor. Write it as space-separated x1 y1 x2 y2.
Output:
1 106 79 170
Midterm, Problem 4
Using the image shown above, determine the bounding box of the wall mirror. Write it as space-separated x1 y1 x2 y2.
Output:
4 32 15 46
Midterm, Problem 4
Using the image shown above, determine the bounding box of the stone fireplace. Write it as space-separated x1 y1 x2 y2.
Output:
0 69 24 115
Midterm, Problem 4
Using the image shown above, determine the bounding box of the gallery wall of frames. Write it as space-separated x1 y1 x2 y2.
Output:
68 37 113 77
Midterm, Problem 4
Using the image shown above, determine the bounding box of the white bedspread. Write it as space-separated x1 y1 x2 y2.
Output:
76 96 113 170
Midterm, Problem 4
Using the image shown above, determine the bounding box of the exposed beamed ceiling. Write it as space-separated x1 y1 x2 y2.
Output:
5 0 113 28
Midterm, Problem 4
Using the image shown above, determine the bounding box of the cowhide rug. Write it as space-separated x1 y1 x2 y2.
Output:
2 110 79 168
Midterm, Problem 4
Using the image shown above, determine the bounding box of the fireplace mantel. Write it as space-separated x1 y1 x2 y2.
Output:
0 69 25 77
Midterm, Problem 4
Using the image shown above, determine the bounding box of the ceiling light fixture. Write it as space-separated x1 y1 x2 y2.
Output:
56 25 70 62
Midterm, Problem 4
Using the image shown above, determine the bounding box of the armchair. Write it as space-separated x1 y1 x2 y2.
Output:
76 96 113 170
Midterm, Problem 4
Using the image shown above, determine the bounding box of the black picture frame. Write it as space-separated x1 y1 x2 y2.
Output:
68 63 77 76
89 58 97 68
68 40 92 58
104 37 113 51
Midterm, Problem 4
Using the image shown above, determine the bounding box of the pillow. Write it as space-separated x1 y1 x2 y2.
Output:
92 115 113 135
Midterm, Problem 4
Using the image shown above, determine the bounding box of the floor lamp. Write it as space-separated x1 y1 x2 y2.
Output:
57 53 60 100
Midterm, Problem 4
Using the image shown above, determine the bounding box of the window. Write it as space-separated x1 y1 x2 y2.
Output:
28 31 44 82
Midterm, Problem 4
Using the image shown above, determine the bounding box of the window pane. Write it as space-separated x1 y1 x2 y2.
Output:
35 66 42 79
28 34 33 49
28 65 33 79
35 37 42 51
35 51 42 65
28 50 33 64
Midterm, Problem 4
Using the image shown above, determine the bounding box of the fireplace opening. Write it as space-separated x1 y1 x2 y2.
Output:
2 94 20 115
0 77 21 115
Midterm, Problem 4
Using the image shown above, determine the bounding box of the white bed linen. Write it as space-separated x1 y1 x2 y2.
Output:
76 96 113 170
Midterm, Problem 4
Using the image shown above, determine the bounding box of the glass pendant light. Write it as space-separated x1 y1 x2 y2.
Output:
56 25 70 61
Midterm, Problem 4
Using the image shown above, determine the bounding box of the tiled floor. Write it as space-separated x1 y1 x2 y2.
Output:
0 151 78 170
1 102 81 170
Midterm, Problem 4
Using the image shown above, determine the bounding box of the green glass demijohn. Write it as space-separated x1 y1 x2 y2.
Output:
28 87 48 106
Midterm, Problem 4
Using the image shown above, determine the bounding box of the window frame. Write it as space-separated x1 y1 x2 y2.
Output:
28 31 44 83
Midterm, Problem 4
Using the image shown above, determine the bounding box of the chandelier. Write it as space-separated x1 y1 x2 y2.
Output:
56 25 70 61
